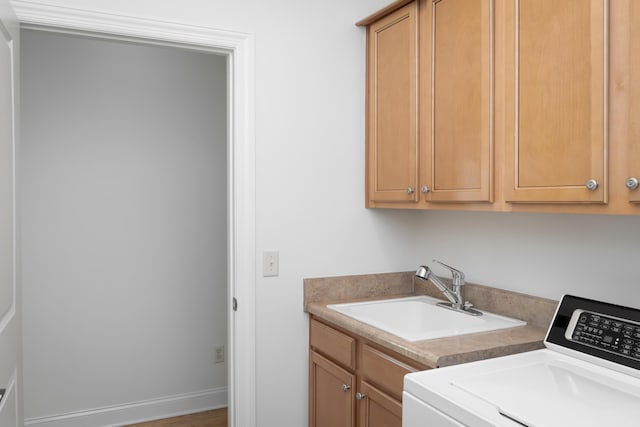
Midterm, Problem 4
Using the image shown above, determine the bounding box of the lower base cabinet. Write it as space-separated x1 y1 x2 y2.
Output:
358 381 402 427
309 317 428 427
309 351 355 427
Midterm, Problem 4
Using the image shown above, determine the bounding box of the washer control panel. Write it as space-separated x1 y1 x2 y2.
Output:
566 309 640 361
547 295 640 374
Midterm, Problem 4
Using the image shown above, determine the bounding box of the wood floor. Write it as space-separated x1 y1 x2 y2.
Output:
123 408 227 427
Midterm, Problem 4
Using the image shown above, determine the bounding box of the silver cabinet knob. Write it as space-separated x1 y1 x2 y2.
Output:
355 392 367 400
406 187 414 194
586 179 599 191
421 186 430 193
341 384 351 392
626 177 639 190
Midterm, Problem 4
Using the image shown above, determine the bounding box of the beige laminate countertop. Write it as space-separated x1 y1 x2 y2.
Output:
304 272 558 369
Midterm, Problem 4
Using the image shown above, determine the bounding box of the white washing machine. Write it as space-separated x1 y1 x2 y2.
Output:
403 294 640 427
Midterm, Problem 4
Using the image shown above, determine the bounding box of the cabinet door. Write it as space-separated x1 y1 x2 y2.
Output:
366 2 419 204
421 0 494 202
357 381 402 427
310 351 355 427
503 0 608 203
628 0 640 203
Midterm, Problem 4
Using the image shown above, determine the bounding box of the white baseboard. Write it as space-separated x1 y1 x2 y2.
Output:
24 387 227 427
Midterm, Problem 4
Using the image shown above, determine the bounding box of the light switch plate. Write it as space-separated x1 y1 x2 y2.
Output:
263 251 279 277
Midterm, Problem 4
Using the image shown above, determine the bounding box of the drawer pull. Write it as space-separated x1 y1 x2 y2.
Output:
356 392 367 400
341 384 351 392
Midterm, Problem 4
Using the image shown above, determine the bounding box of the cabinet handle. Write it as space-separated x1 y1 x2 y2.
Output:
356 392 367 400
406 187 415 194
585 179 599 191
626 177 639 190
341 384 351 392
421 186 430 194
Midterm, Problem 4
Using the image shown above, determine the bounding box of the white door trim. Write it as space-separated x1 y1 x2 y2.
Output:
0 1 20 424
11 2 256 427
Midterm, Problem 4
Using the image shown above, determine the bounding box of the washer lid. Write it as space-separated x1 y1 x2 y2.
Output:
452 358 640 427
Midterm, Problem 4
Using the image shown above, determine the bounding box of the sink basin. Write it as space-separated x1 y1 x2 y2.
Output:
327 296 526 342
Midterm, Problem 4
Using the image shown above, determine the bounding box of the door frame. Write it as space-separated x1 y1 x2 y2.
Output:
12 2 257 426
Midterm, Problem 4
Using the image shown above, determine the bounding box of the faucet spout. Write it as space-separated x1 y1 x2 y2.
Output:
415 261 482 316
415 265 459 305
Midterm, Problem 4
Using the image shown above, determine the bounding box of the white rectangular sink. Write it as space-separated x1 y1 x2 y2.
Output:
327 296 526 342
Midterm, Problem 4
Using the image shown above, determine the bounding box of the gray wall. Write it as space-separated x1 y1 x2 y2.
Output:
20 29 227 420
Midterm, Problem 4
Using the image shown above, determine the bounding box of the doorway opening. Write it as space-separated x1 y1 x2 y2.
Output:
15 5 256 427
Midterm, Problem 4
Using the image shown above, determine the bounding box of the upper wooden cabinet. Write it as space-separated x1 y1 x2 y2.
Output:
627 0 640 204
506 0 640 214
421 0 494 203
360 0 640 214
362 0 493 207
503 0 607 203
365 2 419 204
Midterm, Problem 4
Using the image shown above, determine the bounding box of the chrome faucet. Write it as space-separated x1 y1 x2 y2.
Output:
415 260 482 316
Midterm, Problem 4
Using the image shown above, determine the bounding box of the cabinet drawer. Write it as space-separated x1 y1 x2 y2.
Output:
310 318 356 370
360 343 423 399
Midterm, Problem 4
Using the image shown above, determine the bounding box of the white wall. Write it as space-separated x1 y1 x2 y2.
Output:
15 1 640 427
20 29 228 421
406 210 640 305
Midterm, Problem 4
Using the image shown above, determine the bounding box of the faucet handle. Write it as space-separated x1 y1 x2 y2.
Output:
432 259 465 284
